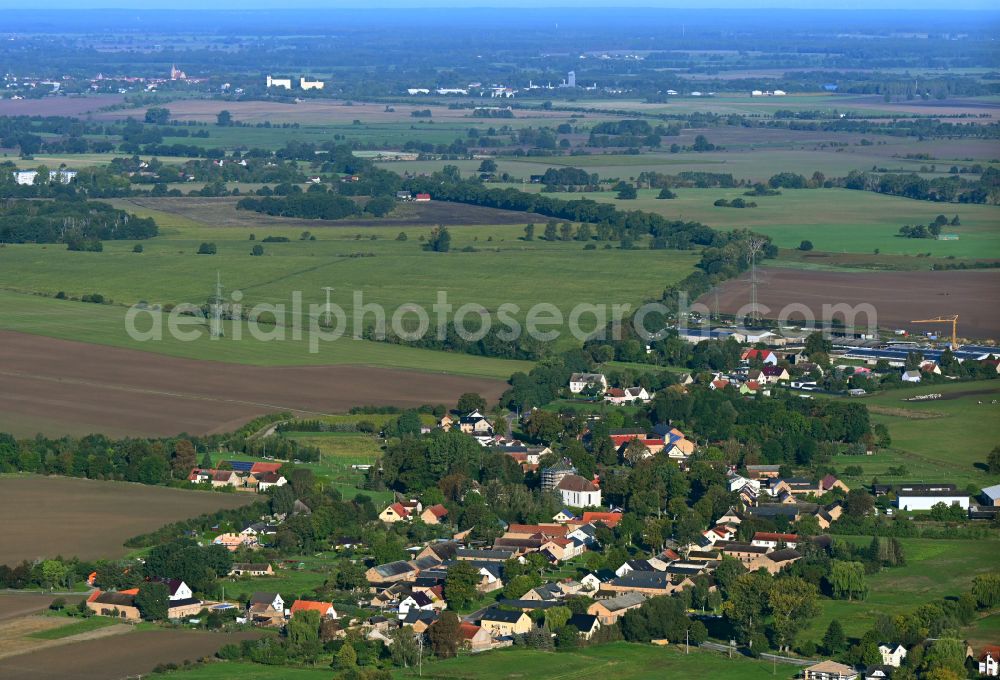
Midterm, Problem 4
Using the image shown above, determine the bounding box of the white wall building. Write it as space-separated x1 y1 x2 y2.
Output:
896 492 969 511
266 75 293 89
300 77 324 90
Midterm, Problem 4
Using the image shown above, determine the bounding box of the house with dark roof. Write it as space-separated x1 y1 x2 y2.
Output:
567 613 601 640
479 608 532 636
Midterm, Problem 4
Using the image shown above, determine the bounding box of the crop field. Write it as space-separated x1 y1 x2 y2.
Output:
0 329 509 437
0 475 256 563
803 536 1000 641
704 268 1000 339
835 380 1000 490
0 629 260 680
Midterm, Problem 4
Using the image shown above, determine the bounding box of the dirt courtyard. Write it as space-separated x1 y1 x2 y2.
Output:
703 268 1000 340
0 476 255 563
0 330 506 438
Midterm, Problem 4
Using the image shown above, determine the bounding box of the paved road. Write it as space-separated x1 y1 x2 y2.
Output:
699 641 818 667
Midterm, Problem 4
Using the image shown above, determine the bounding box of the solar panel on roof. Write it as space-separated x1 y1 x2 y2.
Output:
226 461 254 473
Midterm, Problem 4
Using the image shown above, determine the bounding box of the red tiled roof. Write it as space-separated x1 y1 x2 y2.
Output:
387 502 409 518
425 504 449 518
753 532 799 542
290 600 334 615
580 511 622 528
507 523 568 537
458 622 483 640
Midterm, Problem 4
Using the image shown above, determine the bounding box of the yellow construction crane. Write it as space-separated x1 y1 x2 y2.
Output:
910 315 959 350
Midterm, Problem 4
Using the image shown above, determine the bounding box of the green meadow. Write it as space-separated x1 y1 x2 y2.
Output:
159 644 801 680
835 380 1000 490
510 186 1000 258
803 536 1000 642
0 194 697 376
0 205 698 330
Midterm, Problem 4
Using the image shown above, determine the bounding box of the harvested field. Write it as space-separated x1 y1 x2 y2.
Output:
0 330 506 437
121 196 547 228
703 268 1000 340
0 615 126 662
0 476 255 563
0 629 259 680
0 95 122 118
0 594 82 623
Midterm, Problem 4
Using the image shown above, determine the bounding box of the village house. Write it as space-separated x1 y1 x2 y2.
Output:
746 464 782 479
459 410 495 439
820 474 851 494
568 372 608 394
568 613 601 640
803 660 859 680
751 532 800 550
877 643 907 667
420 504 449 525
604 386 652 405
213 532 258 552
742 348 778 365
458 622 493 651
188 468 240 488
587 592 647 625
379 501 416 523
762 366 790 383
479 609 533 637
247 592 285 626
229 562 273 577
401 609 439 633
150 578 193 601
290 600 337 619
978 645 1000 676
601 571 693 597
555 474 602 508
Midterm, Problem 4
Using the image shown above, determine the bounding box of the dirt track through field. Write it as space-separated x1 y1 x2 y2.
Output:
0 330 506 437
703 268 1000 340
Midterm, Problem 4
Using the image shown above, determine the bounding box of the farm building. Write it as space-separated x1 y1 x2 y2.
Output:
896 490 969 511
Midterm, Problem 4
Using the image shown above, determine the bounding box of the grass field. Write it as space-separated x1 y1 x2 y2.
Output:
965 612 1000 648
26 616 119 640
206 436 393 504
0 196 696 375
803 536 1000 641
158 644 801 680
510 186 1000 258
834 380 1000 490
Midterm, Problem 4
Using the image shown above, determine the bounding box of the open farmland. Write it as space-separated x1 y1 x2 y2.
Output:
703 268 1000 339
0 330 509 437
0 476 256 563
836 380 1000 490
0 629 260 680
0 594 83 624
